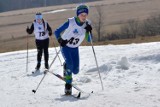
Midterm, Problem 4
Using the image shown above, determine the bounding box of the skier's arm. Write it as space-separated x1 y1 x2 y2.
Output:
26 23 34 34
47 23 52 36
54 20 69 40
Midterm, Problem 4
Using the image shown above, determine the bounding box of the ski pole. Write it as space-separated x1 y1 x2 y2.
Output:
50 36 63 66
49 49 61 69
89 31 104 90
26 34 29 72
32 49 61 93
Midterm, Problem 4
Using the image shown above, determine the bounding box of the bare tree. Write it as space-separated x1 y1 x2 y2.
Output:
120 19 139 39
120 25 130 39
128 19 139 38
93 5 104 42
140 15 160 36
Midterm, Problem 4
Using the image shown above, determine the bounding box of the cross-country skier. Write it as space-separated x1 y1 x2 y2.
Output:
54 4 92 95
26 12 52 70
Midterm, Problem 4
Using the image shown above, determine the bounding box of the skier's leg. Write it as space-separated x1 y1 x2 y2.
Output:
63 62 72 95
43 38 49 69
63 62 67 76
36 40 43 70
64 47 79 94
72 47 80 75
61 47 73 95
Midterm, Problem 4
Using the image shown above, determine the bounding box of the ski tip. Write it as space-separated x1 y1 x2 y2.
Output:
77 92 81 99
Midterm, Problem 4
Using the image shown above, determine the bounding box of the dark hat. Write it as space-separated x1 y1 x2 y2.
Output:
76 4 89 16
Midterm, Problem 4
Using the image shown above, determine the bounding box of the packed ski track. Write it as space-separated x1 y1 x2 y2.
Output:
0 42 160 107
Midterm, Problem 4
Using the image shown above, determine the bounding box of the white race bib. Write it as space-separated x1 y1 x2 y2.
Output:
61 17 86 48
33 21 49 40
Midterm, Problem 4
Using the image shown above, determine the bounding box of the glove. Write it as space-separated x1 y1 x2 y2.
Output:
26 26 30 34
58 38 68 47
85 24 92 33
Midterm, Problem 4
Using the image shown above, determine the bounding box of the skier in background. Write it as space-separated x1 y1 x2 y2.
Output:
26 12 52 70
54 4 92 95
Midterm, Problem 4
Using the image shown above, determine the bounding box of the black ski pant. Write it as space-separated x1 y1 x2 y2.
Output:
36 38 49 64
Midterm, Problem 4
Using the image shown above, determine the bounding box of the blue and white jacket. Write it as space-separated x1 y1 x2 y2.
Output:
54 17 91 48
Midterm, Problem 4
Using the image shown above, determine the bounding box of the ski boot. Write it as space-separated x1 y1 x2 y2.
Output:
32 62 41 74
65 83 72 95
45 62 49 69
35 62 41 70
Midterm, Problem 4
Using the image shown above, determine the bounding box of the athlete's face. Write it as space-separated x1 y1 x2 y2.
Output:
78 13 88 23
37 19 42 24
35 14 43 24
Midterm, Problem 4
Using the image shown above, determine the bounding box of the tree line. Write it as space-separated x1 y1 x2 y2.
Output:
92 6 160 42
106 15 160 41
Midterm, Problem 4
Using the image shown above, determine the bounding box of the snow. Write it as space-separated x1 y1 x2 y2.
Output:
43 8 75 14
0 42 160 107
117 57 130 70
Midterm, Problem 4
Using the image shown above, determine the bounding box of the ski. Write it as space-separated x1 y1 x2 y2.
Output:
32 68 49 74
32 69 40 74
27 69 44 76
62 92 81 99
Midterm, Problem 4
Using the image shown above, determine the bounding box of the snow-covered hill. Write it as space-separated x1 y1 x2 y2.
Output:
0 42 160 107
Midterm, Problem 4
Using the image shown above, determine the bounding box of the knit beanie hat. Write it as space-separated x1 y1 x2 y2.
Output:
76 4 89 16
